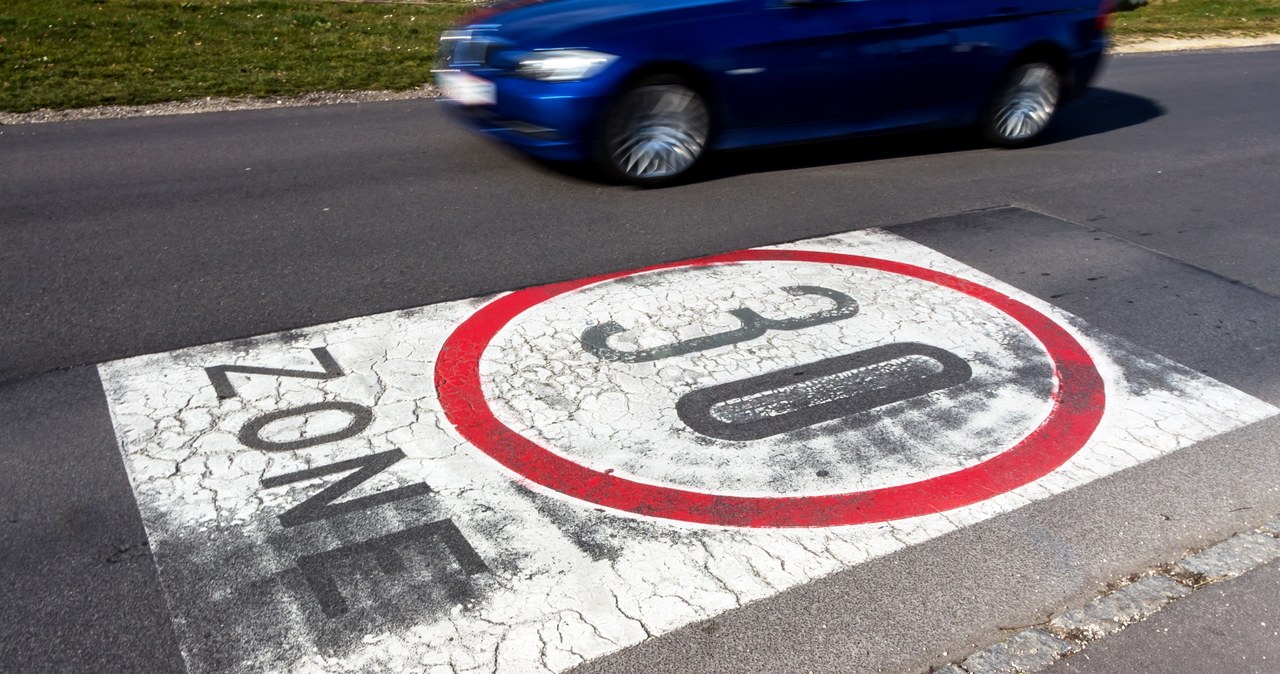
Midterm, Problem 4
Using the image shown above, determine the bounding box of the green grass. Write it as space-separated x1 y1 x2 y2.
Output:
0 0 473 113
1114 0 1280 38
3 0 1279 113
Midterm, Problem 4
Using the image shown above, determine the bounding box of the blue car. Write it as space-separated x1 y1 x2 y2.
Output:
435 0 1112 185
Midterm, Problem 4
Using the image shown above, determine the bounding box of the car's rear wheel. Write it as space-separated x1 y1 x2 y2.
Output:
983 62 1062 147
598 77 710 185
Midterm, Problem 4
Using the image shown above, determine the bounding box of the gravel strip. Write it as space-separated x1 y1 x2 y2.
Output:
1111 34 1280 54
926 514 1280 674
0 85 441 126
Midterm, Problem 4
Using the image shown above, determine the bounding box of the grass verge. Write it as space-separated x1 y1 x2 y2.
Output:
2 0 1279 113
1114 0 1280 39
0 0 473 113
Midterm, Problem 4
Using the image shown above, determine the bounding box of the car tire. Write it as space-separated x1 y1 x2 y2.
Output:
982 62 1062 148
597 77 710 186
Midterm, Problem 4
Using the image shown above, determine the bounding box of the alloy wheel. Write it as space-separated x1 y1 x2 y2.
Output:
604 83 710 184
989 63 1061 145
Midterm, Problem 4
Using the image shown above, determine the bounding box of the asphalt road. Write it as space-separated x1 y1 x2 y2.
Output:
3 46 1280 673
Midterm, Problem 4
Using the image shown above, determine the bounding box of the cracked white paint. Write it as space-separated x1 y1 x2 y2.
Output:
486 255 1052 495
99 229 1277 674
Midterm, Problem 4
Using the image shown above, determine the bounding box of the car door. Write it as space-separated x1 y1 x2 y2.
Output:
907 0 1029 115
718 0 912 131
886 0 968 117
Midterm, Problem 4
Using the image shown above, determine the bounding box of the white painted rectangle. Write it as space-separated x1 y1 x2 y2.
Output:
99 229 1277 674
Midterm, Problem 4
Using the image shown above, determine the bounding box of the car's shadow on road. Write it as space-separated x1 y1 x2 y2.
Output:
1042 87 1168 145
691 88 1165 183
535 88 1165 187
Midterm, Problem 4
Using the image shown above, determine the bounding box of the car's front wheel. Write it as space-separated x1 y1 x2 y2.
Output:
598 77 710 186
983 62 1062 147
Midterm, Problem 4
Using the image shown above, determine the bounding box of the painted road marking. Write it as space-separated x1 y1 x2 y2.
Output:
100 229 1277 674
437 248 1105 527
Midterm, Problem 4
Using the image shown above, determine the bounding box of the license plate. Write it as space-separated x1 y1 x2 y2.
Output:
437 70 496 107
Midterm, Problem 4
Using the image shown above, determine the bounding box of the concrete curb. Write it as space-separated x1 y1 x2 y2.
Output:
0 86 442 126
928 514 1280 674
1111 35 1280 54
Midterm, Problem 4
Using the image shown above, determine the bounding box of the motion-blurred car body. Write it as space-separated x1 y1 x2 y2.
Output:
435 0 1112 184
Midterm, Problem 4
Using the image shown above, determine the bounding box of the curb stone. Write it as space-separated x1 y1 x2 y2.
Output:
0 86 441 126
1110 34 1280 54
928 514 1280 674
959 629 1081 674
1175 531 1280 581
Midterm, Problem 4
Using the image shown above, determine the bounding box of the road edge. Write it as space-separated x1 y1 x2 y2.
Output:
0 85 442 126
929 513 1280 674
3 37 1278 126
1111 34 1280 54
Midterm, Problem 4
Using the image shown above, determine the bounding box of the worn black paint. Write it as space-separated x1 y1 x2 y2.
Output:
261 449 433 528
296 519 489 618
238 401 373 452
205 347 343 399
581 285 859 363
676 343 972 441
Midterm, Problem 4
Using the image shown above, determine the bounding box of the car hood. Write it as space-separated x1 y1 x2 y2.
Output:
464 0 736 46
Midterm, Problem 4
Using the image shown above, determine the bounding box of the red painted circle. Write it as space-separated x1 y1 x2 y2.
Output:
435 250 1105 527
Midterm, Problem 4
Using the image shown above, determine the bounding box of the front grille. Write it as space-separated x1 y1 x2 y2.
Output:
452 38 491 65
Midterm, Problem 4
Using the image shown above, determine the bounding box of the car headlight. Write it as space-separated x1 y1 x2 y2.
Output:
515 50 617 82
